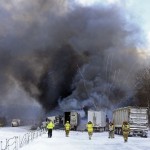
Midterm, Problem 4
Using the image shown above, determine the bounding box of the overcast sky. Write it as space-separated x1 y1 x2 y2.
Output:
77 0 150 49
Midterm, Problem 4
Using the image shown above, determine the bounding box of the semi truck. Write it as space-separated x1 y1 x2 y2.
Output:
113 106 148 137
88 110 106 131
64 112 79 130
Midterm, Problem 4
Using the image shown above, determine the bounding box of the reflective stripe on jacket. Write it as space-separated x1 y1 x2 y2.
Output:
65 123 71 130
47 121 55 129
86 123 93 132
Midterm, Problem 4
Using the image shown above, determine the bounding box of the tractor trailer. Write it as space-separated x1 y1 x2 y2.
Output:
113 106 148 137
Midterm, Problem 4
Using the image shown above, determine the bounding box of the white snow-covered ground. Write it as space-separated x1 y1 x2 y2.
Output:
0 127 150 150
0 126 31 141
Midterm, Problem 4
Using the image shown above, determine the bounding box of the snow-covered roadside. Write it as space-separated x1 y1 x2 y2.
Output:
21 130 150 150
0 126 31 141
0 126 45 150
0 127 150 150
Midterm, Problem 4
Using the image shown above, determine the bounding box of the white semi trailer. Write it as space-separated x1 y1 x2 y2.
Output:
113 106 148 137
88 110 106 131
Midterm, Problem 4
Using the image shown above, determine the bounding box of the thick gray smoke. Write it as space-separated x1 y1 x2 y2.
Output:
0 0 147 120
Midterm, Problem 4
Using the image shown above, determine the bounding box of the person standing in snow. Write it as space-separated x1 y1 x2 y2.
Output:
122 121 130 142
108 122 115 138
64 121 71 137
47 120 55 138
86 121 94 140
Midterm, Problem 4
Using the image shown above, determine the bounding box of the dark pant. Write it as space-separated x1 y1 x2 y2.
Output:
48 129 52 138
65 130 70 137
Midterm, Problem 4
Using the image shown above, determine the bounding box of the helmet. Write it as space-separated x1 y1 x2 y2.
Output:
123 121 127 125
66 121 69 123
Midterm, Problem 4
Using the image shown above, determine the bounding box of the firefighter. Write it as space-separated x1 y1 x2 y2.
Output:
86 121 94 140
47 120 55 138
122 121 130 142
64 121 71 137
108 122 115 138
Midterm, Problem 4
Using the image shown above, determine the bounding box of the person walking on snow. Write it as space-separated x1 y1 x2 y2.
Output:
64 121 71 137
122 121 130 142
108 122 115 138
86 121 94 140
47 120 55 138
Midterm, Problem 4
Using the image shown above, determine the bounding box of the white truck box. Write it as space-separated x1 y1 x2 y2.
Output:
88 110 106 131
113 106 148 137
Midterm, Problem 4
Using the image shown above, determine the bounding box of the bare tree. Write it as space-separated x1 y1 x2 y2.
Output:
135 67 150 107
135 67 150 126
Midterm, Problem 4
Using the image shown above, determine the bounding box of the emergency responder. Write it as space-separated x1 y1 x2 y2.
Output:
108 122 115 138
47 120 55 138
64 121 71 137
122 121 130 142
86 121 94 140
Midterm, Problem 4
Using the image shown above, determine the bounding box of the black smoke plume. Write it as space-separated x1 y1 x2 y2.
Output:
0 0 148 120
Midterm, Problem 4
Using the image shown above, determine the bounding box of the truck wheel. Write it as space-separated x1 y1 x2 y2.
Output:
115 129 117 134
142 135 147 138
119 129 122 135
117 128 119 134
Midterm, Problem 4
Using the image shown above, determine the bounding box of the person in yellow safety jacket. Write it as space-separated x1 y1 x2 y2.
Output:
86 121 94 140
47 120 55 138
122 121 130 142
108 122 115 138
64 121 71 137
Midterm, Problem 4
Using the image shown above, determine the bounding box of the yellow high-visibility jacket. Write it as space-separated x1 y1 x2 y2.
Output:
86 123 93 132
65 123 71 130
122 124 130 132
109 125 114 131
47 121 55 129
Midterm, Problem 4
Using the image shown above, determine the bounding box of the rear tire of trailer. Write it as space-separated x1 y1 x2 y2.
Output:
142 135 147 138
119 128 122 135
115 128 117 134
